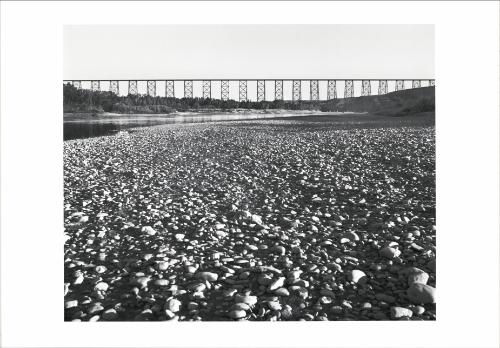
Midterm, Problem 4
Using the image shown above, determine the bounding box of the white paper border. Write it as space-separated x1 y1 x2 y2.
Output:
1 1 499 348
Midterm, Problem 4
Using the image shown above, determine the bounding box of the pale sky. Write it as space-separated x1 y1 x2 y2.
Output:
64 25 434 80
64 25 434 100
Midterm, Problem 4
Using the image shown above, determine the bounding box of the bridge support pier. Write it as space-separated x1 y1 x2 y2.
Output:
327 80 337 100
110 81 119 95
147 81 156 96
91 81 100 92
292 80 301 101
166 81 175 98
239 81 247 101
257 80 265 102
184 81 193 98
274 80 283 101
128 81 138 95
378 80 388 94
310 80 319 101
395 80 405 91
221 80 229 101
361 80 371 96
344 80 354 98
203 80 211 99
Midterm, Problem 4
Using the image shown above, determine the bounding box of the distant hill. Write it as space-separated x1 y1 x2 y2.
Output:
314 86 435 116
63 83 434 116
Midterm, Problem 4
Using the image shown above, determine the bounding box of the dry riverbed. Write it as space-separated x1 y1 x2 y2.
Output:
64 114 436 321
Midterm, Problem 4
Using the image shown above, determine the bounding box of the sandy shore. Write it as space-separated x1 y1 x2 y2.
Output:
64 115 436 321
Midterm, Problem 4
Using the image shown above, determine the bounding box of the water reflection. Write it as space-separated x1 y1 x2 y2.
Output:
63 112 322 140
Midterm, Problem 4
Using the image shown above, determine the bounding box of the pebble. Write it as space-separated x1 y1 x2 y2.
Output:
95 266 107 274
94 282 109 291
407 283 436 304
130 276 150 289
349 270 367 284
153 279 170 286
141 226 157 236
379 247 401 259
268 277 286 291
102 308 118 320
407 268 430 286
65 300 78 309
196 272 218 282
228 309 246 319
390 306 413 319
234 294 258 306
274 288 290 296
165 298 182 313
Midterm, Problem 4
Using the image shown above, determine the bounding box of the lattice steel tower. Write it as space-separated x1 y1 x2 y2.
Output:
274 80 283 100
257 80 265 102
292 80 301 101
327 80 337 100
91 80 100 91
147 81 156 96
378 80 388 95
239 81 247 102
395 80 405 91
310 80 319 101
221 80 229 101
202 80 211 99
166 81 175 98
128 81 138 95
110 81 119 95
361 80 371 96
344 80 354 98
184 81 193 98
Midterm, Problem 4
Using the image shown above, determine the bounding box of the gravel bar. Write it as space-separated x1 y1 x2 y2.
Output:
64 116 436 321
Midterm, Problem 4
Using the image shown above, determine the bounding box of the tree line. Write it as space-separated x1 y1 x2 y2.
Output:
63 83 327 114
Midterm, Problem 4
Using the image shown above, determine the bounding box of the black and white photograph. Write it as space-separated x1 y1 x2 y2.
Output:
1 1 499 347
63 24 436 322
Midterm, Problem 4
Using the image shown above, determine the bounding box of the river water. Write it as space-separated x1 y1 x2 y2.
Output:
63 112 328 140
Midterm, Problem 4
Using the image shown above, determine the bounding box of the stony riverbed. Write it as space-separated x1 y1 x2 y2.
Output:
64 115 436 321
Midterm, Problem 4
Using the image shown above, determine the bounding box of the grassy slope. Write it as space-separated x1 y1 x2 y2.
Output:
317 86 435 116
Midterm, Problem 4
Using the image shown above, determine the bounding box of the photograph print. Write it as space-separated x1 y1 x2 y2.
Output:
63 24 436 322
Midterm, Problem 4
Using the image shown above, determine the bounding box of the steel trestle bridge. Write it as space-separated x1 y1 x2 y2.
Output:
64 79 435 101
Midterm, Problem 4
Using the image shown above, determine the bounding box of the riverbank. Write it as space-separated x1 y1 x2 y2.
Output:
64 109 330 118
64 115 436 321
